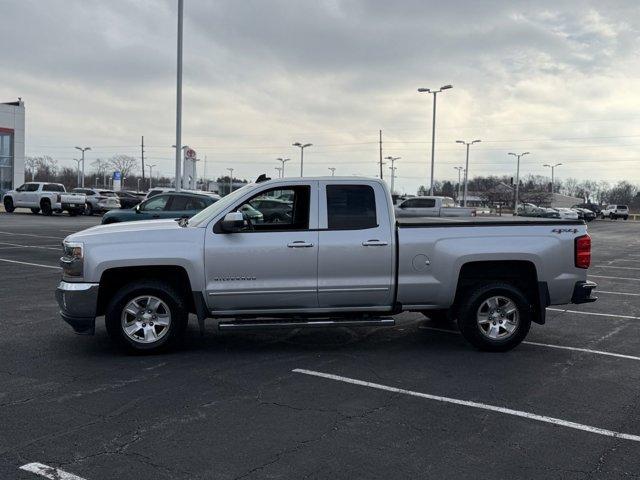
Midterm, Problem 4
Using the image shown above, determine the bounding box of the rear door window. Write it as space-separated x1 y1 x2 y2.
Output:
327 185 377 229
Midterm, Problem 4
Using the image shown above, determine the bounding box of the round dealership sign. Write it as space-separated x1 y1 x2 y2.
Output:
185 148 197 159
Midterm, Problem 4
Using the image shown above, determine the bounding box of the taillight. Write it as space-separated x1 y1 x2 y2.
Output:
575 234 591 269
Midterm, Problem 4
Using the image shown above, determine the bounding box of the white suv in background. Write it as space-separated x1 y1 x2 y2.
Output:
72 188 121 215
601 204 629 220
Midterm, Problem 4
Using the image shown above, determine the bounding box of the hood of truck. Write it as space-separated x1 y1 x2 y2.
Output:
66 219 188 243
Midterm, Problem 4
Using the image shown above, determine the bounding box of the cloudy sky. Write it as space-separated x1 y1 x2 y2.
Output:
2 0 640 193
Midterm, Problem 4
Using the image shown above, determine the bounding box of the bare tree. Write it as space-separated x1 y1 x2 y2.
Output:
108 155 138 178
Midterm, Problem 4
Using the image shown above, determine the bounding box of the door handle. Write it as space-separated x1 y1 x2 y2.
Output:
287 241 314 248
362 239 388 246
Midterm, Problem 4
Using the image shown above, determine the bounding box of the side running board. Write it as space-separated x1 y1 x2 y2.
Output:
217 317 395 331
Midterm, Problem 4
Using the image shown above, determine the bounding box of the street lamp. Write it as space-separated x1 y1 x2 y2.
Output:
508 152 530 210
72 158 82 188
74 146 91 187
543 163 562 193
277 157 291 177
454 166 464 203
174 0 184 192
328 167 336 176
384 156 400 195
275 166 283 178
417 84 453 195
227 167 234 195
146 164 156 188
455 140 481 207
292 142 312 176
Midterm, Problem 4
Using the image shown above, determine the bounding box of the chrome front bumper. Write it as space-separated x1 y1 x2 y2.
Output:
55 281 99 335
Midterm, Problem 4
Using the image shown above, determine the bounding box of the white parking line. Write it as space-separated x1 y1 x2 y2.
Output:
19 463 86 480
419 326 640 361
589 275 640 282
547 307 640 320
0 231 64 240
0 241 60 251
598 290 640 297
0 258 61 270
594 265 640 270
293 368 640 443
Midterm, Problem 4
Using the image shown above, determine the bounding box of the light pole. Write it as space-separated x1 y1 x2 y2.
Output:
74 146 91 187
328 167 336 176
384 156 400 195
417 84 452 195
72 158 82 187
175 0 184 192
137 178 141 192
277 157 290 177
543 163 562 193
147 164 156 188
275 166 283 178
292 142 312 176
227 168 234 195
454 166 464 203
508 152 530 210
455 140 481 207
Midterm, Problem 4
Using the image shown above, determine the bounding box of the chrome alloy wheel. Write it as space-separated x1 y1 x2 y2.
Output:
121 295 171 344
476 295 519 340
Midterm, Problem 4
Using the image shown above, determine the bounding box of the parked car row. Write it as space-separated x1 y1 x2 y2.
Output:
515 203 589 221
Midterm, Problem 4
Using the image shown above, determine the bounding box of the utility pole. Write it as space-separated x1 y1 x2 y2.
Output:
379 130 383 179
418 85 453 195
292 143 312 176
73 158 82 187
328 167 336 176
277 157 291 177
508 152 530 211
456 139 481 207
141 135 145 189
175 0 184 192
384 156 400 195
227 168 234 195
454 166 463 203
543 163 562 193
74 146 91 187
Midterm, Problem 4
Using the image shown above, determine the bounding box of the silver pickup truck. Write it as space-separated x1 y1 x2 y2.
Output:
56 176 596 353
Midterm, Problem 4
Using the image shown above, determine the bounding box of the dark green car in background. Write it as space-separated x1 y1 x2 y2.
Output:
101 192 219 224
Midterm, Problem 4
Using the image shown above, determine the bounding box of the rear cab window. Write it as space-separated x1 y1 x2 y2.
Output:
43 184 65 192
326 184 377 229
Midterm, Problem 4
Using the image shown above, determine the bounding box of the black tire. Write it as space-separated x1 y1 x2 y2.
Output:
456 282 531 352
31 207 40 214
40 199 53 216
624 216 628 221
609 213 614 220
105 280 188 354
3 197 15 213
85 202 94 216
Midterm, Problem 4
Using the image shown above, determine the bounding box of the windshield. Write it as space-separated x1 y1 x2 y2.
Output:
188 184 255 227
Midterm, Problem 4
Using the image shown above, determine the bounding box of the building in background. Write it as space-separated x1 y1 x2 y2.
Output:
0 99 25 195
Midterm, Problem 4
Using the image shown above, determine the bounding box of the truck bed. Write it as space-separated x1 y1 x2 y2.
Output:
397 216 584 227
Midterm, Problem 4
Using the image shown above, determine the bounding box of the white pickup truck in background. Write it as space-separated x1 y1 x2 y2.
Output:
2 182 86 216
395 196 476 217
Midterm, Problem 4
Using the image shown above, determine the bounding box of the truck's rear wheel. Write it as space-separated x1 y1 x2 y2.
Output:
3 197 15 213
457 282 531 352
105 280 188 353
40 199 53 216
85 203 94 216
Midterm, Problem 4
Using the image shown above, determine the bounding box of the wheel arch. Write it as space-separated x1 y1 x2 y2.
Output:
453 260 546 324
96 265 196 317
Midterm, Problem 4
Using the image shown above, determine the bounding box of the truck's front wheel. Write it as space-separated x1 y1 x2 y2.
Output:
105 280 188 353
457 282 531 352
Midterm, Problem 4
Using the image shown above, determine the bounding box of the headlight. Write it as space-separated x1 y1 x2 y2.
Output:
61 241 84 277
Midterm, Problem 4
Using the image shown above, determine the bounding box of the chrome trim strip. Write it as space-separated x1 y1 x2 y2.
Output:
208 288 316 296
57 281 98 291
210 306 393 315
318 287 389 293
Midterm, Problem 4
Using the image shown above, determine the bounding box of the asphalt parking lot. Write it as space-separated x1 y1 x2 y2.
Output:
1 212 639 479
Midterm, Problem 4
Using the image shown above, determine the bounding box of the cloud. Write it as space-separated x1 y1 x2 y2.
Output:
2 0 640 192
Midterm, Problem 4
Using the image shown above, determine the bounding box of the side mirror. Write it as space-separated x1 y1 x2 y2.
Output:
135 205 141 213
399 203 407 209
221 211 245 233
